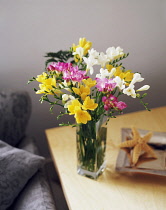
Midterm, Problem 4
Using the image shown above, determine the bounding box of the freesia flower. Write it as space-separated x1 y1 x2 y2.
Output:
62 94 69 101
109 68 116 78
72 37 92 61
123 84 136 98
83 56 98 75
113 76 125 90
63 66 87 83
130 73 144 85
74 109 91 124
96 68 116 79
36 77 62 95
64 97 75 108
62 94 75 101
88 48 99 58
114 67 134 84
47 62 72 72
29 37 150 127
102 95 127 111
114 101 127 110
102 95 117 111
67 99 82 115
36 72 48 83
123 71 134 84
97 52 109 68
136 85 150 92
82 78 96 88
62 94 75 108
72 47 84 61
72 85 90 100
106 46 124 61
82 96 98 110
95 78 116 92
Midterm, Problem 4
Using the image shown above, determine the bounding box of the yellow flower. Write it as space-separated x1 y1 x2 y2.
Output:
106 64 114 72
82 96 98 111
114 67 134 85
124 70 134 83
72 85 90 100
82 78 96 88
72 37 92 62
36 72 48 83
67 99 82 115
36 76 62 95
36 84 49 94
114 66 123 77
75 109 91 124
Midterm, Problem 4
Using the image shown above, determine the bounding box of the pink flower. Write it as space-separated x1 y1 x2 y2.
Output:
47 62 72 72
102 94 127 111
96 78 116 92
47 62 87 83
62 65 87 82
102 94 117 111
114 101 127 110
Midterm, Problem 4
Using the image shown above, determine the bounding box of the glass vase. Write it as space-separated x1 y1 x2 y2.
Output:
76 116 107 179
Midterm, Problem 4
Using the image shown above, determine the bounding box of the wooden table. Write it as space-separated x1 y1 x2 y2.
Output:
45 106 166 210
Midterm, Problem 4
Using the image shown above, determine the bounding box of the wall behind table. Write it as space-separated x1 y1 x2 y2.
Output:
0 0 166 157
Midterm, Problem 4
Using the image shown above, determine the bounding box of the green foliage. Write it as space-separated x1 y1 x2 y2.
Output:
109 53 129 67
137 93 151 111
45 50 73 67
27 77 36 84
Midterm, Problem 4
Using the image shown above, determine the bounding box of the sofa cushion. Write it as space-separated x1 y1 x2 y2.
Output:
9 169 56 210
18 136 40 155
0 90 31 146
0 140 44 210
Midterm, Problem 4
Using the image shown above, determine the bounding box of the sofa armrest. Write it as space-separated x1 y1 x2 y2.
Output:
0 90 31 146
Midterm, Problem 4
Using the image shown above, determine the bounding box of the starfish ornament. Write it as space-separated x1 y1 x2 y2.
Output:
119 127 157 166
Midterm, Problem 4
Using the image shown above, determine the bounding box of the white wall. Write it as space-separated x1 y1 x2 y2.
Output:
0 0 166 156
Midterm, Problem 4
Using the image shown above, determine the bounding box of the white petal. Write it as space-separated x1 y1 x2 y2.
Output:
137 85 150 91
109 68 116 78
131 73 144 85
62 94 69 101
90 67 94 75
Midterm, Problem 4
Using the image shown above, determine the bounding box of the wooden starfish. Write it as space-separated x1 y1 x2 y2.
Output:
119 127 157 166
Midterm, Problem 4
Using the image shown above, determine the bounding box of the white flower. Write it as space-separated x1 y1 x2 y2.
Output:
113 76 125 90
130 73 144 85
59 81 71 91
63 95 75 108
106 46 124 61
88 48 99 58
136 85 150 92
69 95 75 100
73 47 84 59
62 94 69 101
96 68 110 79
97 52 109 68
123 84 136 98
109 67 116 78
64 100 72 108
96 67 116 79
83 56 98 75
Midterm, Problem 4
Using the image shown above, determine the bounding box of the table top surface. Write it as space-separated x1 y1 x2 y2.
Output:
45 106 166 210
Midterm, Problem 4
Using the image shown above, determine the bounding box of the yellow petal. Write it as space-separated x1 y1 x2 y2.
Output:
82 96 98 111
72 87 80 95
75 110 91 124
79 37 87 47
82 78 96 88
67 99 82 115
106 64 114 72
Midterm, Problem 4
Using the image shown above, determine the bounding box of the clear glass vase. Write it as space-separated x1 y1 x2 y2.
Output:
76 116 107 179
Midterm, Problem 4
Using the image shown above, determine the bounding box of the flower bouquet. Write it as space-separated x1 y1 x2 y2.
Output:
28 37 150 179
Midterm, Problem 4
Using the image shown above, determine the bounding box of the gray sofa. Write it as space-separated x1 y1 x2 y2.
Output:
0 90 68 210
